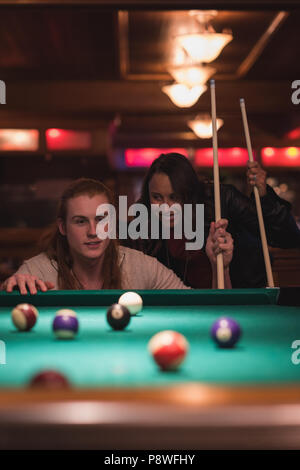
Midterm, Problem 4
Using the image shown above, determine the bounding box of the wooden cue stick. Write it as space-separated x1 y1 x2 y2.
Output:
239 98 275 288
210 79 225 289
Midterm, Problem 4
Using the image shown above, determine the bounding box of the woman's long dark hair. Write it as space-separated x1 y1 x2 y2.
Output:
40 178 122 289
139 152 205 208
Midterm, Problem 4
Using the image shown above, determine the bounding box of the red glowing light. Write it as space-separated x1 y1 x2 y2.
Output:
46 129 92 151
125 148 189 167
263 147 275 157
195 148 250 167
262 147 300 167
47 129 60 139
286 127 300 140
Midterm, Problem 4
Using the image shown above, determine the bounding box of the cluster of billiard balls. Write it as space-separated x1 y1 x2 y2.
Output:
11 291 143 339
11 295 241 387
148 317 241 371
106 291 144 330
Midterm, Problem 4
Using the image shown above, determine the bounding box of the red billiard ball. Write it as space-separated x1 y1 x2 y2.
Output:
29 370 70 389
148 330 189 371
11 303 38 331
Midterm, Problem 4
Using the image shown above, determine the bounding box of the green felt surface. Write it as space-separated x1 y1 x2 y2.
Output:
1 297 300 388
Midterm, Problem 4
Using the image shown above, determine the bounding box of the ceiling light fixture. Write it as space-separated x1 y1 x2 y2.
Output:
176 10 233 63
167 63 216 88
188 114 224 139
162 83 207 108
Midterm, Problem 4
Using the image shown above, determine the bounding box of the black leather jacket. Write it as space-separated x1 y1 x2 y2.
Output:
205 183 300 287
123 184 300 288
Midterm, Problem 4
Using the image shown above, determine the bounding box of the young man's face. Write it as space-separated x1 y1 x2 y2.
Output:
58 193 110 262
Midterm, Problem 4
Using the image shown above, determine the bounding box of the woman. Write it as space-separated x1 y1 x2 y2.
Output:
1 177 233 294
123 153 300 288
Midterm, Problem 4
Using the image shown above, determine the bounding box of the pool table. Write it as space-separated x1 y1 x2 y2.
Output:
0 288 300 450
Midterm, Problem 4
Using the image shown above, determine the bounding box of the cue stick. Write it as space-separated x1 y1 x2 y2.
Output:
240 98 275 288
210 79 225 289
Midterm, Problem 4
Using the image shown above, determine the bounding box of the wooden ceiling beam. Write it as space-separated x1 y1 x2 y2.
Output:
5 80 296 113
0 1 299 9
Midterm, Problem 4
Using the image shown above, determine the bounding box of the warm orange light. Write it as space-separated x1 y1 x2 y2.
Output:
286 147 299 158
0 129 39 151
263 147 275 157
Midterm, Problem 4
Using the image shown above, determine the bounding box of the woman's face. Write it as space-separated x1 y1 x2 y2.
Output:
148 173 181 228
58 193 110 262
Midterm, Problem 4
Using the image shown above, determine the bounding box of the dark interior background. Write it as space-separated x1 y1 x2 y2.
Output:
0 0 300 284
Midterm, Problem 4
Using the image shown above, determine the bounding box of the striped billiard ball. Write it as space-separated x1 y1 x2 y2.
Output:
211 317 241 348
148 330 189 371
11 303 38 331
53 309 79 339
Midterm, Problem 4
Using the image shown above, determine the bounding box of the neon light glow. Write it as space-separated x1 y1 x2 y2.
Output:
262 147 300 166
125 148 189 167
46 129 92 151
195 148 249 167
286 147 299 158
0 129 39 151
286 127 300 140
263 147 275 157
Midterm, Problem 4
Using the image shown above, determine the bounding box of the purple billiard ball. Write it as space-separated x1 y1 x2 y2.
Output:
211 317 241 348
53 310 79 339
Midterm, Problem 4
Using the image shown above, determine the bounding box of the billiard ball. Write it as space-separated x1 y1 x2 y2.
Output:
29 370 70 389
148 330 189 371
106 303 131 330
118 291 143 315
211 317 241 348
11 303 38 331
55 308 77 318
53 310 79 339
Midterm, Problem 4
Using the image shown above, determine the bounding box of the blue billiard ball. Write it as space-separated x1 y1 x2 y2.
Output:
53 309 79 339
211 317 241 348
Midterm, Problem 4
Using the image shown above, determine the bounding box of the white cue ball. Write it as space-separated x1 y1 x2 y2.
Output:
118 292 143 316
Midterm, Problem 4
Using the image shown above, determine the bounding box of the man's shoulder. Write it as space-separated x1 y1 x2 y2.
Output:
118 245 154 263
23 252 57 270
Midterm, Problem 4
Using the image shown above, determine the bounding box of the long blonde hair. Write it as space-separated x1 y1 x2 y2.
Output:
40 178 121 289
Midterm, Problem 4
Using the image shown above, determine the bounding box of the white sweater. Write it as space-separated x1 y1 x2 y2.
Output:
16 245 190 290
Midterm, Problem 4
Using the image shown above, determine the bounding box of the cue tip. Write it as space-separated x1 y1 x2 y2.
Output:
210 79 215 86
240 98 245 104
